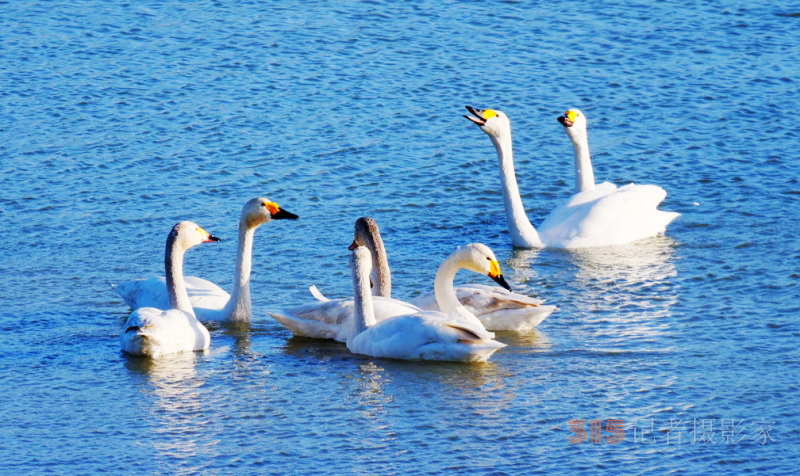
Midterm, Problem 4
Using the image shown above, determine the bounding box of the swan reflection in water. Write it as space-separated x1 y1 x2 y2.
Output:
510 236 678 347
125 352 209 460
279 333 517 418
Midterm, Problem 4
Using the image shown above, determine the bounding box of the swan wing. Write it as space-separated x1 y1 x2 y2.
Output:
347 313 505 362
476 305 557 331
266 310 345 341
408 285 551 330
115 277 171 311
267 297 420 341
539 182 680 248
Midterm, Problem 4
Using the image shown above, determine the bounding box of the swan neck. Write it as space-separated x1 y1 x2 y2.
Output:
164 235 195 316
351 257 376 337
223 223 255 322
571 132 595 193
433 255 463 314
433 253 487 328
491 134 543 248
367 230 391 298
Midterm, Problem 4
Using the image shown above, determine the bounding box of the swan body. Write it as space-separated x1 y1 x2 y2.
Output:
115 198 298 323
308 217 556 330
121 307 211 358
346 245 505 362
120 221 219 357
267 296 422 342
464 106 679 249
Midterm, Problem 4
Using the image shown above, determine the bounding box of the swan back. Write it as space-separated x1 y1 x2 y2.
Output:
538 183 680 248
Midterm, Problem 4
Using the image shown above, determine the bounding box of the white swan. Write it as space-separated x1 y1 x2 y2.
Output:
267 236 513 340
311 218 556 331
464 106 679 248
114 198 298 323
346 244 506 362
120 221 219 357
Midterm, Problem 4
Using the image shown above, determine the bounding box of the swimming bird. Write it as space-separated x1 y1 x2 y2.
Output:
311 218 556 331
267 231 513 339
120 221 220 357
345 244 506 362
464 106 679 248
114 198 298 323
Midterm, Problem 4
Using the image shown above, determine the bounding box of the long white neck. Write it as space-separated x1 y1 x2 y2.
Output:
570 129 595 193
433 253 488 328
165 235 195 316
222 223 255 322
490 134 543 248
351 252 376 338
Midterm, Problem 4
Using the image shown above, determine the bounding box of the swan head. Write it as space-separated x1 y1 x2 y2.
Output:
348 217 381 250
557 109 588 142
464 106 512 143
169 221 221 251
455 243 511 291
241 197 299 228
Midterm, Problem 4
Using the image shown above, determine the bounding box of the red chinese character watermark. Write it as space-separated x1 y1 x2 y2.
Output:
569 419 625 444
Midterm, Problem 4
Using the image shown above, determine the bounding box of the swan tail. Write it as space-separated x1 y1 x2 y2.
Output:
309 285 331 302
477 305 557 331
266 310 344 341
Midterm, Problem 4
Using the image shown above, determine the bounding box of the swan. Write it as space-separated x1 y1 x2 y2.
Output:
464 106 680 248
120 221 220 357
114 198 298 323
345 244 506 362
267 232 513 340
310 218 556 331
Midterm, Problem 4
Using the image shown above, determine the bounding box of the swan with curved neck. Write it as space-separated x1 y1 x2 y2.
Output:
120 221 219 357
345 244 505 362
464 106 679 249
310 217 556 331
115 198 298 323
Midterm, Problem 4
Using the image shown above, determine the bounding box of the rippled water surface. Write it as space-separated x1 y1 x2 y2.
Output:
2 1 799 473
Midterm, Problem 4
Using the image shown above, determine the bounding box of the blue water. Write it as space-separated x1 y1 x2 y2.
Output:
1 0 798 473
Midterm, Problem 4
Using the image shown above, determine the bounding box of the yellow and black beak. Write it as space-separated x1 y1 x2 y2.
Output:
488 260 511 290
557 110 577 127
464 106 498 126
197 227 222 243
263 202 299 220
